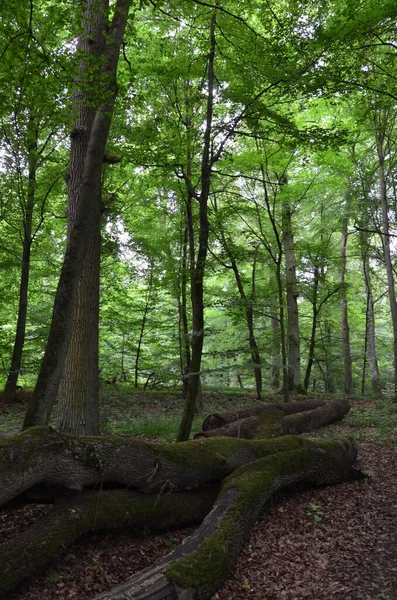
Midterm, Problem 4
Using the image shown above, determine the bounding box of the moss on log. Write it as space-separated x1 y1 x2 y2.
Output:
195 410 284 440
197 400 349 441
0 427 329 507
0 403 359 599
0 486 219 596
93 438 364 600
202 399 326 431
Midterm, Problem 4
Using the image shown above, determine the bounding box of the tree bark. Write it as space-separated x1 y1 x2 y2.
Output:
56 0 108 435
282 185 302 391
93 439 362 600
359 229 381 395
304 266 320 391
215 224 263 400
376 109 397 396
134 263 154 388
198 399 349 438
23 0 132 428
3 116 38 402
339 208 354 396
270 311 281 389
177 10 216 441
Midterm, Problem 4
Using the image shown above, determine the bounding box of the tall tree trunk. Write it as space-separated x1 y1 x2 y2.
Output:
134 264 154 389
56 0 108 435
177 10 216 441
215 222 262 399
178 223 191 400
282 187 302 391
23 0 132 429
3 117 38 402
304 266 320 392
359 230 381 396
270 311 280 389
376 111 397 396
339 209 354 396
230 258 262 399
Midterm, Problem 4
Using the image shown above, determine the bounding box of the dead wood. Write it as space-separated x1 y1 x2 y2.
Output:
92 438 364 600
0 401 357 598
197 400 349 441
0 486 219 596
202 399 326 431
281 398 350 434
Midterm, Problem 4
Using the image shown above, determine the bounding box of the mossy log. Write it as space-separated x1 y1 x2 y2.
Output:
0 486 220 596
0 402 359 598
0 427 334 507
202 399 326 430
198 400 349 440
93 438 363 600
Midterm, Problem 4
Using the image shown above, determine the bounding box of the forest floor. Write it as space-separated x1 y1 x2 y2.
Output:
1 389 397 600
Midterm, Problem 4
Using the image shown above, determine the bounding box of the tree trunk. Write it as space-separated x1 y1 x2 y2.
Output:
230 257 262 399
359 229 381 395
339 208 354 396
23 0 132 429
282 187 302 391
134 263 154 388
56 0 108 435
270 310 280 390
376 112 397 397
94 441 361 600
177 10 216 441
3 117 37 402
198 399 348 438
0 422 362 598
178 224 191 399
304 266 320 391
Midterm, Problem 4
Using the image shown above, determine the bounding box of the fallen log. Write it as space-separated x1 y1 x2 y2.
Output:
93 438 364 600
195 410 284 440
202 399 327 431
0 400 360 599
196 400 349 440
0 427 327 507
0 486 219 596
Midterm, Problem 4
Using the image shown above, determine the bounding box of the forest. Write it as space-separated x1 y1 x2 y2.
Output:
1 0 397 599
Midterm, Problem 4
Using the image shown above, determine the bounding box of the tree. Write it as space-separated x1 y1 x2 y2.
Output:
338 198 354 396
23 0 133 428
56 0 110 435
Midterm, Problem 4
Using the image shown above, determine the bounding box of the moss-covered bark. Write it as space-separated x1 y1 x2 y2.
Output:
0 486 219 596
199 400 349 440
93 438 364 600
0 427 327 507
0 405 360 600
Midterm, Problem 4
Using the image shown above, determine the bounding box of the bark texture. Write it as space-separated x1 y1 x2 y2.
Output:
93 440 362 600
376 109 397 396
23 0 132 429
199 400 348 439
339 210 354 396
282 190 302 391
3 117 38 402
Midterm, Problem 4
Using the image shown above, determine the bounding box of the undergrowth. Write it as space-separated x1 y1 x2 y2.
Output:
1 388 396 443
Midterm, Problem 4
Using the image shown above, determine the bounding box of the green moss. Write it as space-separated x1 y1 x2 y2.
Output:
254 409 284 439
166 441 350 593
